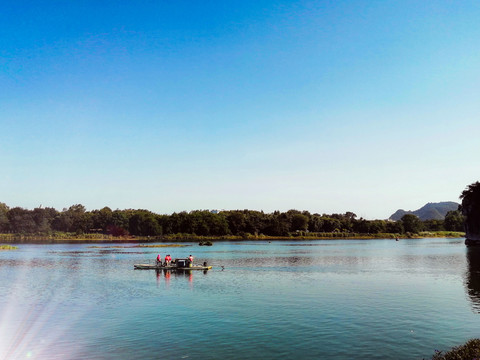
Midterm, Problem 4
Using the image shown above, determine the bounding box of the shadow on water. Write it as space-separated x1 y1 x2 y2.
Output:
465 247 480 312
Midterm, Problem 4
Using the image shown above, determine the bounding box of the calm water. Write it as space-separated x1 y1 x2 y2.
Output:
1 238 479 359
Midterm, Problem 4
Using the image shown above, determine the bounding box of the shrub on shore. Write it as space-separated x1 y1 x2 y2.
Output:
428 339 480 359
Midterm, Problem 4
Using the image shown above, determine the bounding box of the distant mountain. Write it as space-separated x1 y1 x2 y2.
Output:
389 201 460 221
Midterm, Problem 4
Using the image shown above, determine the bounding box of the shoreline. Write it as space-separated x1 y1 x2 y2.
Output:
0 231 465 244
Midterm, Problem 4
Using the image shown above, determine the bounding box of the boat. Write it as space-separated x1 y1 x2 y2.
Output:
134 258 212 270
134 264 212 270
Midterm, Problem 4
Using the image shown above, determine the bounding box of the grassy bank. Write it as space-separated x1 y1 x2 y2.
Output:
0 231 465 244
162 231 464 241
0 245 18 250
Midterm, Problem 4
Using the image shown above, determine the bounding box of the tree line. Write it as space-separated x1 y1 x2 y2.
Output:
0 202 465 237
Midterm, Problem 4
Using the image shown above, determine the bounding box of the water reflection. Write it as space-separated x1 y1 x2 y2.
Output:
49 250 146 256
154 268 208 287
466 247 480 312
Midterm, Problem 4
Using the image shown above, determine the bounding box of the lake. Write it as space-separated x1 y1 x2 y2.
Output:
1 238 479 359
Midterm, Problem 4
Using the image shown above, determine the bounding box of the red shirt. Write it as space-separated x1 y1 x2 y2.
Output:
157 254 161 261
188 256 193 262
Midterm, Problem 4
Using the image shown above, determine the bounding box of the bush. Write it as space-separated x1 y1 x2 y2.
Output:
429 339 480 359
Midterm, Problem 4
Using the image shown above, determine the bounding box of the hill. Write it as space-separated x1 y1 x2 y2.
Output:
389 201 459 221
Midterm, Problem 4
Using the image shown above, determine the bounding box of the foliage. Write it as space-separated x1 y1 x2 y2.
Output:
429 338 480 360
444 210 464 232
129 210 162 236
401 214 423 233
0 202 9 232
461 181 480 237
0 202 467 239
460 182 480 203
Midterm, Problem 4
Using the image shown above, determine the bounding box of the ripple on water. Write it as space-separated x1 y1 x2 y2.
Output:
0 239 476 360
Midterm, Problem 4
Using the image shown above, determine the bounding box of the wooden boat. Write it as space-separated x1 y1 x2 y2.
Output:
134 264 212 270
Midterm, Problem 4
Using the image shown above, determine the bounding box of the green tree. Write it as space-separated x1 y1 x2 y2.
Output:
353 218 370 233
291 213 309 232
224 211 246 235
7 207 36 233
156 214 171 234
320 217 341 232
0 202 9 232
265 214 289 236
68 204 91 234
32 207 58 233
91 207 113 233
129 210 161 236
109 210 130 235
443 210 464 231
386 221 403 234
461 181 480 239
188 211 229 236
368 220 387 234
423 219 444 231
401 214 423 233
308 215 323 232
52 204 90 233
204 212 229 236
243 210 267 235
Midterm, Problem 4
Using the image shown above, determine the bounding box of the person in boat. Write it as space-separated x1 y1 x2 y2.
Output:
188 254 194 266
165 254 172 266
156 254 162 265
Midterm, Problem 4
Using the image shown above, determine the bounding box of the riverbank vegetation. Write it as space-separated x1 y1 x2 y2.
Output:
0 245 17 250
0 201 465 243
428 338 480 359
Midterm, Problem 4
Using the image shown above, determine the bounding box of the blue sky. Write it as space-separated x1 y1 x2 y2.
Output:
1 0 479 219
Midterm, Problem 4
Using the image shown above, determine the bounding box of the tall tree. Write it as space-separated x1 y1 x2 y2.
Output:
91 207 113 233
461 181 480 242
0 202 9 232
444 210 464 231
386 221 404 234
7 207 36 233
129 210 161 236
401 214 423 233
291 213 309 232
52 204 90 233
32 207 58 233
224 211 246 235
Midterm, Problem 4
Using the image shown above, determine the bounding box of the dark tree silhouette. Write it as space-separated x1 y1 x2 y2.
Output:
461 181 480 245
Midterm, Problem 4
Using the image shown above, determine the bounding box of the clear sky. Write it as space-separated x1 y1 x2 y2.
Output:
1 0 479 219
